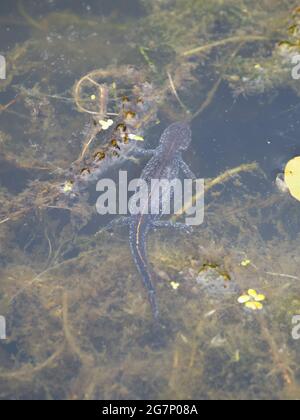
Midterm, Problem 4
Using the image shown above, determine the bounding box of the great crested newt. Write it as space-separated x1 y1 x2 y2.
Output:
108 122 196 318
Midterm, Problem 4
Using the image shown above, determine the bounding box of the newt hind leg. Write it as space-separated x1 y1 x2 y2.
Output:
152 220 193 234
95 216 131 236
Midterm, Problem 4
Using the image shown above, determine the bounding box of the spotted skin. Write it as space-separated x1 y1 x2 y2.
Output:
112 122 195 318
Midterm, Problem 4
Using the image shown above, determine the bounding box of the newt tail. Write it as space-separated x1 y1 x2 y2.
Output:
129 218 159 318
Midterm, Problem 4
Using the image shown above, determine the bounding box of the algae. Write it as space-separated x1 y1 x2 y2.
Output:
0 0 300 401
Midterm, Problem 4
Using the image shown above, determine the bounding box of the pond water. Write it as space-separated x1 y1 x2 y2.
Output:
1 0 300 400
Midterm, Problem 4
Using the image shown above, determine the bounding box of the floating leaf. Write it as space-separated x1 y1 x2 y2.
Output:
284 156 300 201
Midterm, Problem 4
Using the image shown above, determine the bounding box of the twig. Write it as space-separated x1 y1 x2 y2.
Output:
139 46 157 73
0 98 18 113
78 127 102 162
0 345 64 380
172 162 258 221
265 272 299 281
182 35 271 57
8 246 100 304
62 292 86 361
191 76 223 121
18 0 47 31
167 71 190 115
241 257 300 282
259 315 294 386
0 218 10 225
189 44 243 122
74 71 109 116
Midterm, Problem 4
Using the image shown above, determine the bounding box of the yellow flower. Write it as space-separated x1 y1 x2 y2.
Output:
238 289 266 311
254 64 263 70
170 282 180 290
63 180 74 193
99 119 114 130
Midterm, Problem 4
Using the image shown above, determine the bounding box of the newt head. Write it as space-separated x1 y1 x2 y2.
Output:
160 121 192 151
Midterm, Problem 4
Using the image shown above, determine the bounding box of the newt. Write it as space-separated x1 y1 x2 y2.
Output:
106 122 195 318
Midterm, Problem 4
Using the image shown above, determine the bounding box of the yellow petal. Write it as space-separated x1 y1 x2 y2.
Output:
255 294 266 302
241 259 251 267
284 156 300 201
248 289 258 298
238 295 251 304
254 302 263 310
245 301 259 311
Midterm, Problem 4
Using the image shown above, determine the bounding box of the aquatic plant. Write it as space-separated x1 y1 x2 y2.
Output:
1 0 300 401
238 289 266 311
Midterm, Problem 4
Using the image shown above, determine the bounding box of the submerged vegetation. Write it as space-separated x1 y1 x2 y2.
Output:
0 0 300 400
